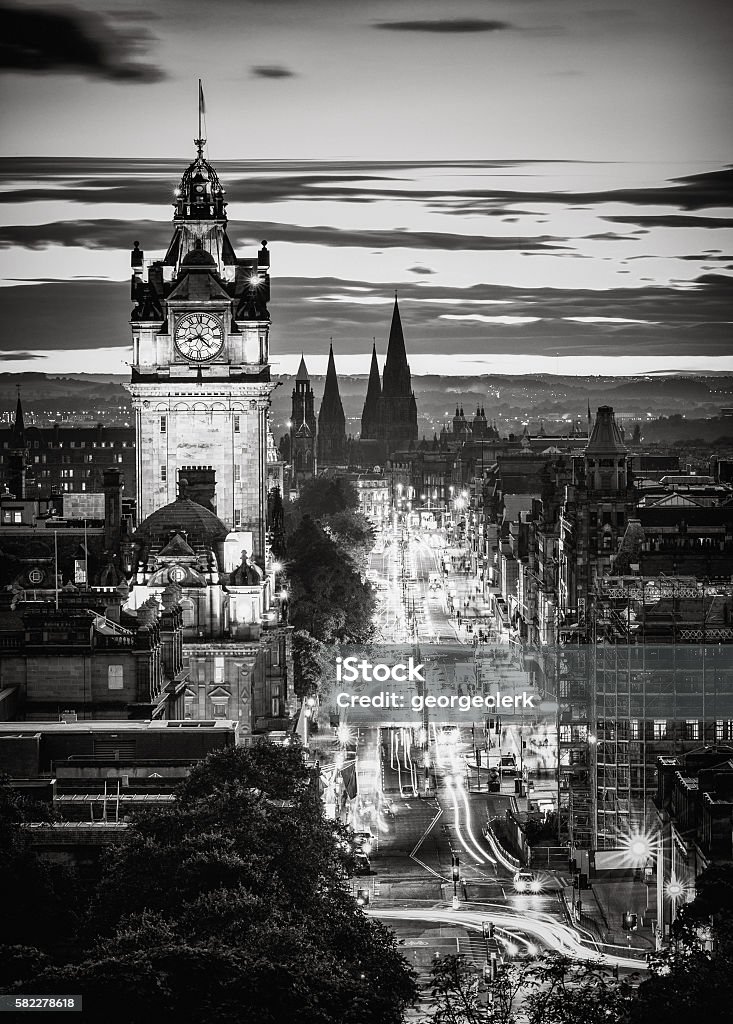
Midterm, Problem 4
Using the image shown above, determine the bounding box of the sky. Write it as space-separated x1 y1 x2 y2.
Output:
0 0 731 377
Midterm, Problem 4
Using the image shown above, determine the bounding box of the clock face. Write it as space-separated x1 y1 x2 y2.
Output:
175 313 223 361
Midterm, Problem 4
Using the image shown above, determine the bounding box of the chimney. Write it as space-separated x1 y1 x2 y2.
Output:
179 466 216 511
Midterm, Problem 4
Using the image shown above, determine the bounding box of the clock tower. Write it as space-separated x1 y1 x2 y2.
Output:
126 135 274 562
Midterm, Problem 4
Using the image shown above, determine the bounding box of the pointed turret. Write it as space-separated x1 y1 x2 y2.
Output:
382 297 412 398
361 342 382 439
317 343 347 466
584 406 629 492
296 354 309 382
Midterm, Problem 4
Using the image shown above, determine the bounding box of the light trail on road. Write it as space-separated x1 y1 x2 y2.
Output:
368 906 647 972
454 775 496 865
445 777 482 864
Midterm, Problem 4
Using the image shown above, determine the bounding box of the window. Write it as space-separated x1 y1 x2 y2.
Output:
160 416 167 433
716 720 733 742
685 720 700 741
160 465 167 482
234 466 241 482
212 701 228 719
653 720 667 740
233 416 240 433
630 719 640 740
108 665 124 690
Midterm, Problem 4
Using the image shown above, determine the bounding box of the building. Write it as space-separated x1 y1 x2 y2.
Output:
655 748 733 939
121 131 292 740
0 590 185 723
289 355 317 488
558 407 636 634
0 396 136 502
125 142 274 556
317 344 347 467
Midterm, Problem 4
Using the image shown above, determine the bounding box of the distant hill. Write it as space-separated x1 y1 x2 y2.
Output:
2 371 732 441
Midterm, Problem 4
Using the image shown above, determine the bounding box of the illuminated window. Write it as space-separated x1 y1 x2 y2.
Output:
653 720 667 740
685 720 700 741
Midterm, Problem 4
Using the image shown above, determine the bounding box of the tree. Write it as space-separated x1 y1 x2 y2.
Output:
425 952 635 1024
2 744 417 1024
326 509 375 572
293 477 359 518
286 515 375 643
630 863 733 1024
292 629 331 699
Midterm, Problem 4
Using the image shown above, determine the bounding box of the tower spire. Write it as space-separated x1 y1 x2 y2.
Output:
11 386 25 445
317 342 346 466
360 339 382 439
382 295 411 398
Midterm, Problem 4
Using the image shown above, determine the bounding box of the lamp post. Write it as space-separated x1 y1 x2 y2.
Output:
451 853 461 909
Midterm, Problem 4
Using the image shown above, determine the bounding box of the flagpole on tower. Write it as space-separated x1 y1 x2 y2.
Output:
196 79 206 159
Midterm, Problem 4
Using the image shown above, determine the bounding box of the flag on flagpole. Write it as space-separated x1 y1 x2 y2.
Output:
199 79 206 116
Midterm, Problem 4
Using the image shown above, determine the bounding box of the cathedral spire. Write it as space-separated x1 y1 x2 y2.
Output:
382 295 412 398
317 343 346 466
360 340 382 439
11 387 25 446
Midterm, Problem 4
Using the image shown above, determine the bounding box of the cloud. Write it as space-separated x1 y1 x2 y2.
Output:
250 65 296 79
605 214 733 230
3 274 732 360
0 217 571 255
374 18 512 33
440 315 542 325
408 266 435 275
0 4 165 82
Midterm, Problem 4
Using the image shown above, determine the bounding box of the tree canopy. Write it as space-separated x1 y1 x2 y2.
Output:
0 745 417 1024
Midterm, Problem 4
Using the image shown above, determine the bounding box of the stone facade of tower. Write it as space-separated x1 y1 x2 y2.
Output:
125 146 274 563
558 406 636 626
317 344 347 467
290 355 317 486
374 298 418 456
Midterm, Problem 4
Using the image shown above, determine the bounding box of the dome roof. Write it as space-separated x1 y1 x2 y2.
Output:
134 498 229 548
181 245 216 268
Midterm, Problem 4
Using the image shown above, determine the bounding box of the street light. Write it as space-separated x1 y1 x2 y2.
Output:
451 853 461 909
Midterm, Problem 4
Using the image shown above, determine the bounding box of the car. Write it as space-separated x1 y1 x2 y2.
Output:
353 852 372 875
499 754 518 776
513 870 542 894
353 831 376 856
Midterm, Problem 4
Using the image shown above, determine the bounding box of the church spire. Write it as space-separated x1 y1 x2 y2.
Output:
11 387 25 446
382 295 412 398
317 343 347 466
360 340 382 439
296 353 309 382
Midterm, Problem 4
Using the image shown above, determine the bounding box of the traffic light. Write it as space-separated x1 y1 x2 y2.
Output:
490 952 498 981
357 888 370 907
569 857 577 874
451 854 460 883
622 912 638 931
488 921 495 938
